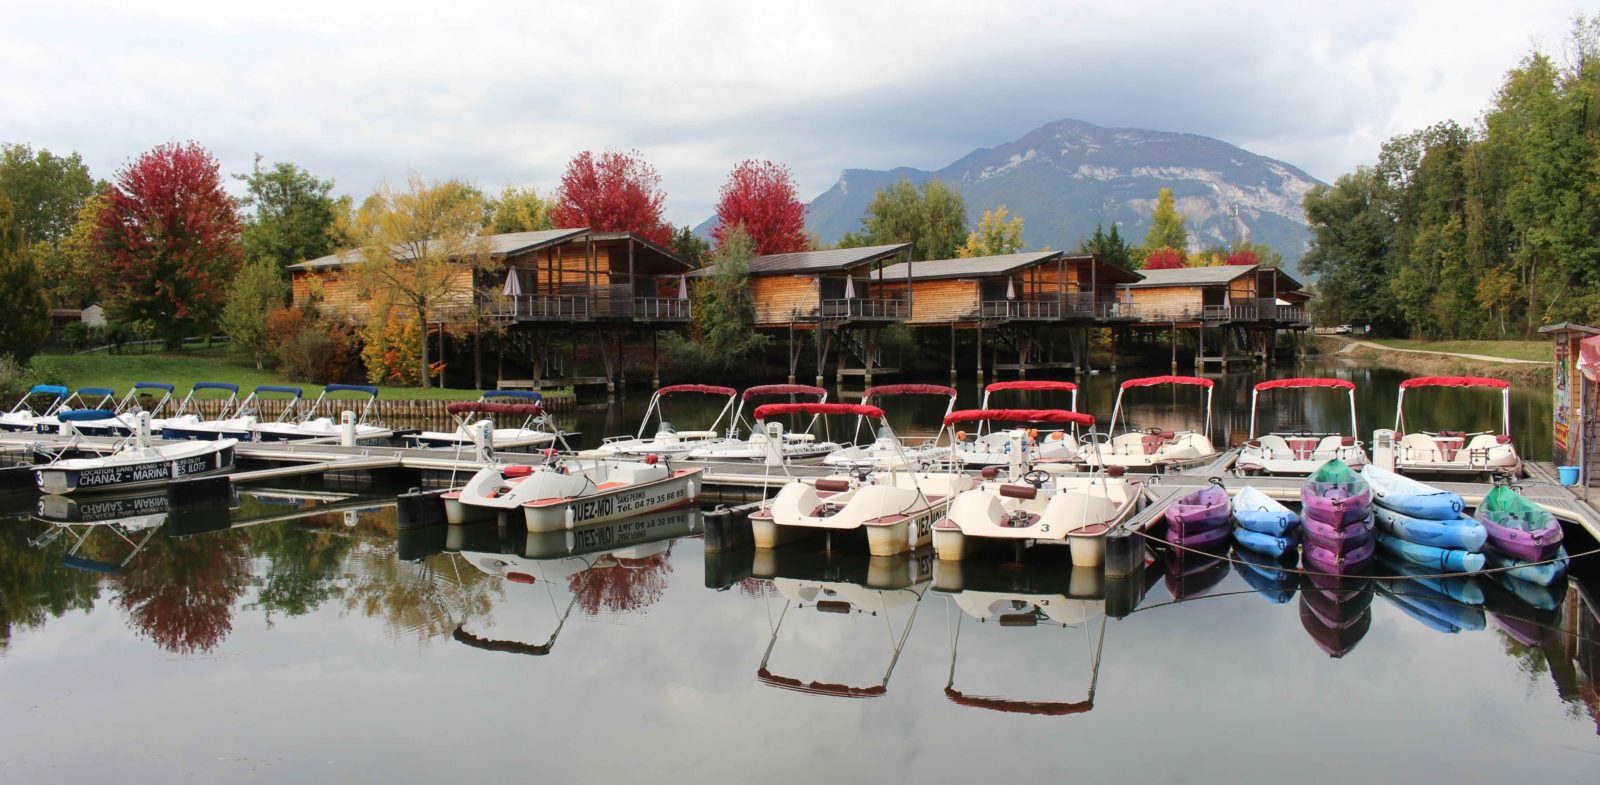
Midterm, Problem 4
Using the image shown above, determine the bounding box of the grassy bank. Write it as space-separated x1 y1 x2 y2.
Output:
1362 338 1551 363
1312 337 1551 385
28 350 572 401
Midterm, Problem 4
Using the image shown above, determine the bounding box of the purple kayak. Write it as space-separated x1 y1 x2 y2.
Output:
1301 459 1373 527
1164 484 1232 534
1302 513 1375 556
1165 522 1231 550
1299 596 1372 658
1305 538 1376 574
1476 486 1564 562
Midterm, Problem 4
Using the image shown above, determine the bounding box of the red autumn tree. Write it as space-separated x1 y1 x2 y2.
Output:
1225 250 1260 266
1142 247 1187 270
552 150 671 245
712 159 808 255
94 141 242 347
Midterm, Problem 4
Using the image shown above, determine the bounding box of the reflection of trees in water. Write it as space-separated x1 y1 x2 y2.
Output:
245 524 358 624
569 555 672 615
0 525 102 651
114 531 251 655
342 543 500 643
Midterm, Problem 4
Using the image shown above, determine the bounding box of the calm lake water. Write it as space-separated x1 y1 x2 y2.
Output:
1 360 1591 783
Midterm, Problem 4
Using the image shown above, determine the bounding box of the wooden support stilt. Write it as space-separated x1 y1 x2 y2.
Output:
1017 328 1029 380
976 324 985 387
1169 324 1178 374
949 323 958 387
788 324 797 385
652 331 660 389
816 329 831 389
864 332 876 388
1110 328 1118 373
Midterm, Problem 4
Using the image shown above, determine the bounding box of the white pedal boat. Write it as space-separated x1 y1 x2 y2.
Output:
823 383 958 469
749 403 975 556
405 390 561 451
43 382 176 437
1371 376 1521 476
954 381 1082 467
143 382 241 438
252 384 393 443
932 410 1141 566
30 387 118 435
163 385 304 441
1079 375 1217 470
687 384 843 461
0 384 69 432
595 383 737 458
34 413 236 495
443 447 703 532
1236 377 1368 475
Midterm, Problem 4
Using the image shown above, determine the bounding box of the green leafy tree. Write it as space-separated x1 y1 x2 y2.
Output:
222 257 290 369
958 205 1026 257
0 197 49 362
0 144 97 247
236 156 339 269
1078 223 1134 269
671 224 710 268
856 179 968 261
487 186 557 233
40 192 108 308
664 224 769 372
1142 187 1188 256
1299 168 1399 331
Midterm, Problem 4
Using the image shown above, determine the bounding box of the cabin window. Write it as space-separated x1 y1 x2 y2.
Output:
1202 287 1225 307
980 279 1010 301
819 276 847 300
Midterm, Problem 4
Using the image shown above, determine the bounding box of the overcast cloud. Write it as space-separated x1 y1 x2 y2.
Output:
0 0 1586 226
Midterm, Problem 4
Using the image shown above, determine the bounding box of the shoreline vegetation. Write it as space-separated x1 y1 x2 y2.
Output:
1312 337 1552 384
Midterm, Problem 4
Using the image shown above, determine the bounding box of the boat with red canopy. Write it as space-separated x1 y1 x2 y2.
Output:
1236 378 1367 475
595 383 738 458
1371 376 1520 476
954 380 1082 467
1079 376 1217 470
687 384 843 461
823 383 958 469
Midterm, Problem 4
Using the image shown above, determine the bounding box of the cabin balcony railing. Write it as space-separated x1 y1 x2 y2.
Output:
633 297 692 321
1101 301 1142 320
500 294 593 321
821 298 906 321
1276 305 1306 324
982 299 1061 320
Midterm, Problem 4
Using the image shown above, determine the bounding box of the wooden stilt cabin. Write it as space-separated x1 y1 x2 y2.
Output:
869 251 1143 325
1122 265 1309 327
739 244 913 328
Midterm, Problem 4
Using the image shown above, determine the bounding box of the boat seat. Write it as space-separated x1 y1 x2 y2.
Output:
1256 434 1291 458
1140 434 1164 455
1400 432 1442 462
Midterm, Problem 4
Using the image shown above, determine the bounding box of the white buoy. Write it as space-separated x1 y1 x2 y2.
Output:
340 410 356 446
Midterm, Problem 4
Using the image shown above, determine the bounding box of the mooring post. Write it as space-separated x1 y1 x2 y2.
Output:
1104 528 1139 578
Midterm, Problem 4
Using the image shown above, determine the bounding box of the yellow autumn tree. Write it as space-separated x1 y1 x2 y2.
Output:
957 205 1026 258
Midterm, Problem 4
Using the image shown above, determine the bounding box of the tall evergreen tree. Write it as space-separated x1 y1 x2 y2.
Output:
0 197 49 362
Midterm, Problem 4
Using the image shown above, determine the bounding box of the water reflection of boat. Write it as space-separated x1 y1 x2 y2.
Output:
1298 571 1373 658
745 543 933 698
36 489 169 527
28 508 165 573
934 558 1105 716
1162 548 1231 600
1231 546 1300 604
1374 554 1487 634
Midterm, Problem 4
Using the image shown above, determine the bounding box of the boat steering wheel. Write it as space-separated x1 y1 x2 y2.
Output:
1022 469 1050 488
851 466 872 484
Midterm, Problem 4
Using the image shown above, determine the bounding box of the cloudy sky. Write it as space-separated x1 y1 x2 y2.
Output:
1 0 1587 226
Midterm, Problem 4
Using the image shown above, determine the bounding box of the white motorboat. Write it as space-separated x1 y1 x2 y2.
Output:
1078 375 1217 471
954 380 1083 467
34 412 236 495
38 383 175 436
405 390 561 451
1236 378 1368 475
595 383 737 458
823 383 958 469
252 384 394 444
30 387 119 435
143 382 241 438
162 385 304 441
750 402 975 556
1371 376 1521 476
932 409 1142 566
0 384 69 432
687 384 843 461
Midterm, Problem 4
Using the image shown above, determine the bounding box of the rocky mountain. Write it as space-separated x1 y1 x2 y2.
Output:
799 118 1324 261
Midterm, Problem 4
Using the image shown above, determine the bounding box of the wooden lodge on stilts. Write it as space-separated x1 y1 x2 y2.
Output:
1119 264 1311 372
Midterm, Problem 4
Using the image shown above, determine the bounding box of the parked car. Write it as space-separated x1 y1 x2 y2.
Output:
1335 324 1353 334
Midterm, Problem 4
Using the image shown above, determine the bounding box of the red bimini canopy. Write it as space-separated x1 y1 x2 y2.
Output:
1255 378 1355 392
753 403 885 420
446 401 544 416
1120 375 1214 389
655 384 738 397
1399 376 1510 390
985 380 1079 393
944 687 1092 716
742 384 826 400
864 384 958 399
943 409 1094 427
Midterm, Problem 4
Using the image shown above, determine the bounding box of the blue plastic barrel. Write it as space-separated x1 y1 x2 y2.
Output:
1559 466 1580 486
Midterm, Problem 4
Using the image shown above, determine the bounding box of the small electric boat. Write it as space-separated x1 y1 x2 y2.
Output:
751 402 974 557
162 385 304 441
1475 485 1564 562
30 387 118 435
148 382 241 438
44 382 176 437
1079 376 1216 471
252 384 393 443
823 384 958 469
953 381 1081 467
33 412 236 495
405 390 561 451
1371 376 1521 476
931 410 1141 566
0 384 69 432
1164 481 1232 551
595 383 737 458
442 401 703 532
1236 378 1366 475
687 384 843 461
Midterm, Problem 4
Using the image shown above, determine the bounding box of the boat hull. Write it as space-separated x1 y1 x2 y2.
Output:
34 444 235 495
1302 515 1374 555
1372 507 1487 552
522 469 701 533
1374 533 1485 573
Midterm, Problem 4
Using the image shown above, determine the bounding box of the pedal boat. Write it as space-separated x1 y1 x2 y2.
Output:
954 381 1082 467
1237 378 1367 475
405 390 561 451
1371 376 1521 477
595 383 737 458
1078 375 1217 471
823 383 958 469
687 384 843 461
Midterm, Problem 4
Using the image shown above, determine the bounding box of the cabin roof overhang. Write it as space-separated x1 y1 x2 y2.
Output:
290 227 591 272
743 243 911 277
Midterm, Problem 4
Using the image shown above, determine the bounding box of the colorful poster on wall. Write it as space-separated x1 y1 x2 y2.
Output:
1555 336 1572 463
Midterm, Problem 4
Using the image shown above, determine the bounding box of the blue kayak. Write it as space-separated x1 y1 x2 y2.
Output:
1376 554 1484 605
1493 572 1564 611
1234 528 1297 558
1483 546 1568 587
1375 533 1486 573
1378 582 1487 633
1372 506 1488 553
1233 558 1298 604
1232 486 1300 536
1362 465 1464 521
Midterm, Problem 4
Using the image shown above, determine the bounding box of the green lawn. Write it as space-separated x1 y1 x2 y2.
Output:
29 350 505 400
1367 339 1552 363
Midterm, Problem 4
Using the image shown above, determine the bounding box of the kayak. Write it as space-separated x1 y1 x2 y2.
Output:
1375 554 1484 606
1233 548 1300 604
1166 521 1232 550
1491 571 1565 612
1305 538 1375 574
1232 486 1299 536
1362 465 1464 520
1162 550 1230 599
1378 583 1486 633
1233 528 1297 558
1165 483 1232 534
1375 533 1486 573
1372 506 1488 553
1483 546 1568 587
1301 459 1373 527
1298 593 1372 658
1302 514 1374 556
1476 486 1564 562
